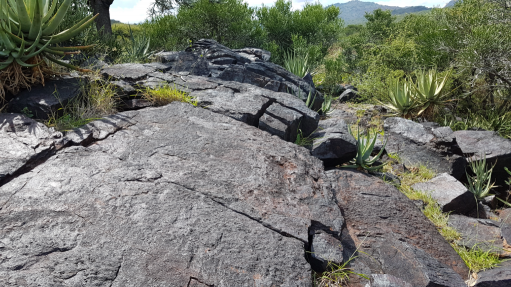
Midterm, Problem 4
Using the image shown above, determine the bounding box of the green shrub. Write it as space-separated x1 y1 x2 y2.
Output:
256 0 342 65
174 0 263 49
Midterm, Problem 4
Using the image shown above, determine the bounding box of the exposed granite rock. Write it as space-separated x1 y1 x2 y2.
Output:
448 214 504 254
0 114 63 182
7 77 82 120
325 169 469 286
412 173 476 214
311 119 357 167
0 102 343 286
474 260 511 287
384 117 466 179
453 130 511 187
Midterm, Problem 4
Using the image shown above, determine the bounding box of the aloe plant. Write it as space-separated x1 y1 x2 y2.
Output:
383 78 417 118
0 0 97 69
412 69 452 119
345 127 387 171
283 49 310 78
466 155 495 200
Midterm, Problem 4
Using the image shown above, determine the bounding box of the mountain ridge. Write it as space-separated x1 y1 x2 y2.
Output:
330 0 431 25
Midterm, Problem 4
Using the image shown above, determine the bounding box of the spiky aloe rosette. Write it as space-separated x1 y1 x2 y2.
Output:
0 0 98 101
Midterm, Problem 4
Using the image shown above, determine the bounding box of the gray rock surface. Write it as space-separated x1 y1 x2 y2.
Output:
0 113 62 181
325 169 469 286
101 63 160 81
309 230 344 272
448 214 504 254
7 77 82 120
0 102 344 286
159 39 324 110
474 260 511 287
366 274 412 287
454 130 511 187
384 117 466 179
412 173 476 214
311 119 357 167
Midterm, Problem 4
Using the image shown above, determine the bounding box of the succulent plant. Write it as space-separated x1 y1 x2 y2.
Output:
345 127 386 171
0 0 97 70
383 78 417 119
412 69 452 118
0 0 98 100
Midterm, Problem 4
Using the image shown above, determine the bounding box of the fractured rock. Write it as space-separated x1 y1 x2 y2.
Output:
7 77 82 120
474 260 511 287
325 169 469 286
412 173 476 214
311 119 357 167
0 114 63 181
384 117 466 179
454 130 511 187
448 214 504 254
0 102 343 286
309 230 344 272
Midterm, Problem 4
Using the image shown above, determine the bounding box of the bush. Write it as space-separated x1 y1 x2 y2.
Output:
173 0 263 49
256 0 343 65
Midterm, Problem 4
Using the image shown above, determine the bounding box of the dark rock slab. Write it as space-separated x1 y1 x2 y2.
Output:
101 63 158 81
191 85 273 126
384 117 466 179
453 130 511 187
325 169 469 286
448 214 504 254
170 51 210 76
259 103 303 142
7 77 82 120
412 173 476 214
338 89 358 102
157 39 323 110
311 119 357 167
474 260 511 287
0 102 344 285
0 114 63 181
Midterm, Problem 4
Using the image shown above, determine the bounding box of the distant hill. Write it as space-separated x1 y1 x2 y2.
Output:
444 0 457 7
111 19 122 24
330 0 431 25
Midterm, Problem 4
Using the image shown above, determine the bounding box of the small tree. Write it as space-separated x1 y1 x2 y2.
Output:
87 0 114 35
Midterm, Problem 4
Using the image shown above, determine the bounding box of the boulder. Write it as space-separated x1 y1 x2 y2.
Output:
366 274 412 287
339 89 359 102
0 114 63 182
474 260 511 287
311 119 357 167
155 39 324 110
0 102 344 286
412 173 477 214
101 63 160 81
309 230 344 272
453 130 511 187
448 214 505 254
384 117 466 179
7 76 82 120
325 169 469 286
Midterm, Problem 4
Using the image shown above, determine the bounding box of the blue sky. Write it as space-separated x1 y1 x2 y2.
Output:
111 0 451 24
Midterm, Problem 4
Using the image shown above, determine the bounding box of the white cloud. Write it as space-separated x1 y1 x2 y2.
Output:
110 0 153 23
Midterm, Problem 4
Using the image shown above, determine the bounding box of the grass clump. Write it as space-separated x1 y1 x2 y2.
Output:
47 78 118 131
140 85 198 106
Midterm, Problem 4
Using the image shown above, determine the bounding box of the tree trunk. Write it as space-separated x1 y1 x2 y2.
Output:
88 0 114 36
